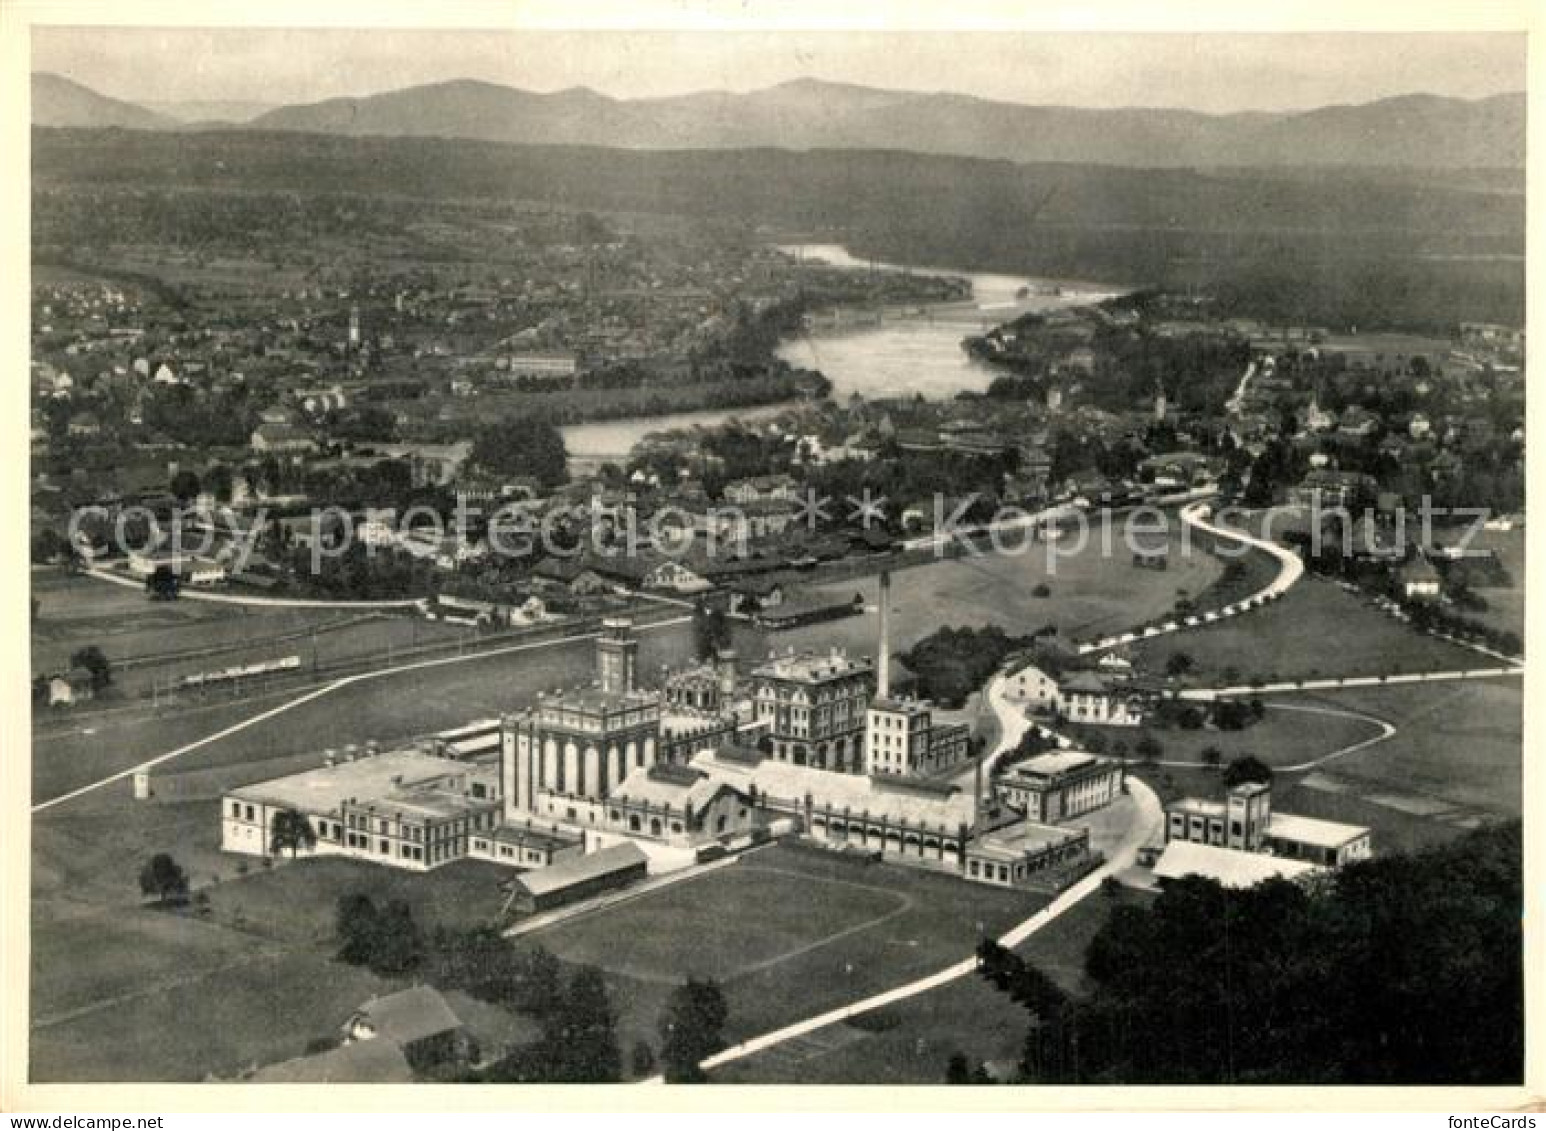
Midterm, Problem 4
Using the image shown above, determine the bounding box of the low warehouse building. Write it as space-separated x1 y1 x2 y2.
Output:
502 840 650 914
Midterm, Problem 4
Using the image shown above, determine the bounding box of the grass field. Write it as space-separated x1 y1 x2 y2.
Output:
1465 527 1525 639
31 618 699 803
1064 701 1384 770
1287 681 1523 817
755 525 1221 662
203 857 512 948
31 941 393 1082
528 842 1041 1060
31 572 481 698
713 886 1152 1083
29 789 515 1082
1132 575 1480 684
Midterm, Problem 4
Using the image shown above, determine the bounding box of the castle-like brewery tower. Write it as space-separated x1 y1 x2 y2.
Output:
596 616 638 696
502 618 660 818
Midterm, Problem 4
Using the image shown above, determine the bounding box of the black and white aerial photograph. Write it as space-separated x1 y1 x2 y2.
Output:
5 0 1539 1111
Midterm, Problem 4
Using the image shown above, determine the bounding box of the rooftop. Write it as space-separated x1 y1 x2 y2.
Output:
1266 811 1371 850
227 749 487 818
1007 751 1106 780
870 696 934 716
351 985 464 1046
752 648 875 684
690 748 976 830
248 1037 412 1084
1168 796 1227 819
970 819 1085 862
1152 841 1322 889
512 841 648 898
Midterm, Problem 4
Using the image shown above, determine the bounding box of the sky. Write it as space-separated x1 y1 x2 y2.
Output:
31 27 1527 114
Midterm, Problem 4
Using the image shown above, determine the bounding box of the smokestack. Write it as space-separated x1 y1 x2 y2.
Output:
877 570 892 699
973 751 985 818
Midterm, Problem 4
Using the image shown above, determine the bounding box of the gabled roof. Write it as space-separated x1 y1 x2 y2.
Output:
351 985 463 1046
249 1036 412 1083
511 841 648 898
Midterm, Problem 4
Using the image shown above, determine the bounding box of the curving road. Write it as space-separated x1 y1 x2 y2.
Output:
1076 500 1304 655
672 671 1163 1080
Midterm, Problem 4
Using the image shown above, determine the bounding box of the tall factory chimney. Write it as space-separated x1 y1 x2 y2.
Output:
877 570 892 699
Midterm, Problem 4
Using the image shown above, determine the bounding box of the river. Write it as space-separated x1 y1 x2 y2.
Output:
561 243 1123 465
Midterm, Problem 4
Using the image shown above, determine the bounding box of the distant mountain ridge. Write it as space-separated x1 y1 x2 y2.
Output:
31 72 175 130
32 72 1525 169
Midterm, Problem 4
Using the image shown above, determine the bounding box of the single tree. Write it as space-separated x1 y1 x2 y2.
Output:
1165 651 1195 678
138 853 189 905
692 602 732 661
1223 754 1274 790
146 564 181 601
269 809 317 859
1135 734 1163 763
69 645 112 691
545 966 621 1082
630 1040 656 1079
169 468 202 503
1201 745 1224 772
946 1052 973 1085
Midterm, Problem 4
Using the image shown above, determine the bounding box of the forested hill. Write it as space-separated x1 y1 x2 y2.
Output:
32 127 1524 328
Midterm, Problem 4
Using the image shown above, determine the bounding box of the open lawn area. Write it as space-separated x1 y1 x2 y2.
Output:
31 933 394 1082
1062 700 1384 771
755 524 1221 662
203 856 513 948
1465 526 1525 639
713 885 1152 1083
30 787 513 1082
527 842 1042 1061
1132 576 1480 684
1286 681 1523 818
31 571 353 670
32 618 698 804
32 572 486 699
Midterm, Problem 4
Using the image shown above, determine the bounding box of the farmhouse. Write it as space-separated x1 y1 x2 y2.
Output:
1399 556 1443 602
1057 670 1145 727
47 668 97 706
250 423 317 454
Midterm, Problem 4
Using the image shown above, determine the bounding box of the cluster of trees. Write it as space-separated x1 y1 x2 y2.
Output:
286 542 440 600
900 625 1041 708
803 448 1020 535
1403 599 1522 659
138 383 260 449
470 417 569 488
658 978 731 1083
1149 697 1265 732
974 820 1521 1084
330 903 731 1083
336 893 424 975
